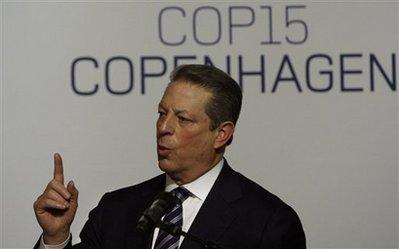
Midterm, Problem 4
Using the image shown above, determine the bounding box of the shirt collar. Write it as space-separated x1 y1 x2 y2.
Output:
164 158 224 201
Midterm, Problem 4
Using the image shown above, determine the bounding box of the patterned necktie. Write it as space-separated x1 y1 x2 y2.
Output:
154 187 191 249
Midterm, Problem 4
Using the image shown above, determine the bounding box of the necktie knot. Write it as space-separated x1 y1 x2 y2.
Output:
154 187 190 249
171 187 191 203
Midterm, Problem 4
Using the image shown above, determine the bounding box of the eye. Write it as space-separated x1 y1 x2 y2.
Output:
157 111 166 117
178 116 191 122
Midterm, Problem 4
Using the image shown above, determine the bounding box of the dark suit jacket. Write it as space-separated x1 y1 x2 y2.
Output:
35 160 306 249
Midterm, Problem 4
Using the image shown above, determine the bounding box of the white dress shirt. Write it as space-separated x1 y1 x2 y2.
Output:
40 159 224 249
151 158 224 248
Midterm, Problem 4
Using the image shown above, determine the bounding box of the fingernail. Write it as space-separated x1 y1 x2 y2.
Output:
64 202 70 208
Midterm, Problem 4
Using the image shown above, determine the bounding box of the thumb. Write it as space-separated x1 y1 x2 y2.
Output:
67 180 79 203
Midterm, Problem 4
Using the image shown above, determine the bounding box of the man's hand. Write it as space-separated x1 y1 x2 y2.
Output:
33 153 79 245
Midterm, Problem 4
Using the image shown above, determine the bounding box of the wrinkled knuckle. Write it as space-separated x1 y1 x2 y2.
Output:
43 199 50 205
43 189 51 197
34 197 44 209
34 195 43 206
49 179 57 186
46 181 54 190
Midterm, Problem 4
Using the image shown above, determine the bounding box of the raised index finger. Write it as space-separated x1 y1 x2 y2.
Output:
53 153 64 184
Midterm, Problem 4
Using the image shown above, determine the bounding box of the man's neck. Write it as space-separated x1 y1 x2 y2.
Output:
165 158 225 199
168 154 223 185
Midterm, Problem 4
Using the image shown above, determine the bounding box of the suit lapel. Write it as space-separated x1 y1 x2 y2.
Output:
125 174 165 249
180 161 242 249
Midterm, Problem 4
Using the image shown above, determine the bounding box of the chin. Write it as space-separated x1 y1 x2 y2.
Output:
157 158 178 173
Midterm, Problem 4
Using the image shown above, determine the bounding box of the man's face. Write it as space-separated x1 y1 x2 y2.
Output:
156 81 218 183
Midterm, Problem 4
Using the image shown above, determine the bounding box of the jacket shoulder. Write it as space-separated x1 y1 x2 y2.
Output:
98 173 165 205
229 168 306 247
228 167 302 223
236 170 289 209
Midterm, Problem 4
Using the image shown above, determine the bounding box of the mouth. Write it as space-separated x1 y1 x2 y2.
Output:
157 144 171 156
157 144 170 150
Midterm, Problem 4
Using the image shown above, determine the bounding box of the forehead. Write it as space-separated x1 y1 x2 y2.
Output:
159 81 212 111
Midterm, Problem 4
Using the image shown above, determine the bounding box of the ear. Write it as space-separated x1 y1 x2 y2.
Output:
214 121 235 149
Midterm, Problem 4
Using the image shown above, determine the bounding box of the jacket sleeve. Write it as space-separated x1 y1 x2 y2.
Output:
72 193 112 249
259 205 306 249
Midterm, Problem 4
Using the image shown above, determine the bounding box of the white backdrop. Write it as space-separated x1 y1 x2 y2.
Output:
1 1 398 248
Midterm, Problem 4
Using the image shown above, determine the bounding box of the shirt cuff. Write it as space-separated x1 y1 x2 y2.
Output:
39 233 71 249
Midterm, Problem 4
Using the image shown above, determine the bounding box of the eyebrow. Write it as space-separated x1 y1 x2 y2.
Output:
158 104 190 115
175 109 189 115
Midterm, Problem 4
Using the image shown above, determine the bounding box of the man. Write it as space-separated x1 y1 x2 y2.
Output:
33 64 306 249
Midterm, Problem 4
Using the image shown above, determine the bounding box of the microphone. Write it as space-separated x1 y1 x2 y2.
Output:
136 191 177 234
137 191 226 248
157 221 225 249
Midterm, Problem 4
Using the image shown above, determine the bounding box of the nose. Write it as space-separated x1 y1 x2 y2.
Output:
157 114 174 137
